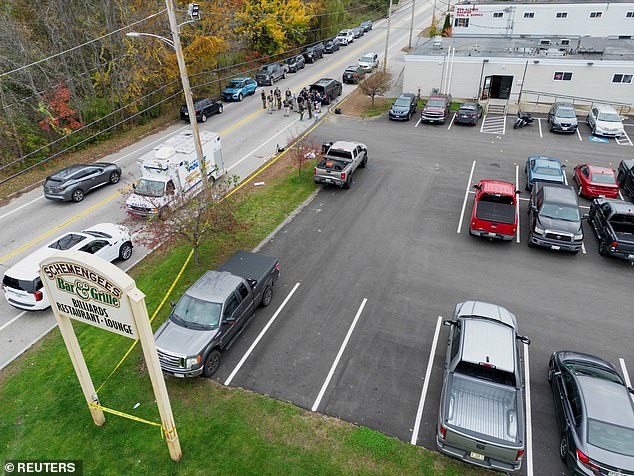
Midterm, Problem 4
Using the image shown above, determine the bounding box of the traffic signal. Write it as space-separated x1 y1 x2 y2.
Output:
188 3 200 20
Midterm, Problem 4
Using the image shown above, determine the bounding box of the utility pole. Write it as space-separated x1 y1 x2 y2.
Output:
165 0 209 195
383 0 393 72
408 0 417 49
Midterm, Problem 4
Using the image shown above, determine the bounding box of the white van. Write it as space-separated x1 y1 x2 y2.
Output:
359 52 379 72
337 29 354 46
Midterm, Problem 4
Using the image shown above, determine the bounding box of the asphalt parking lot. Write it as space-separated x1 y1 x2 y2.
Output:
198 110 633 476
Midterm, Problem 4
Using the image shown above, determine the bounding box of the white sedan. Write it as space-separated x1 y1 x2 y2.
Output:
2 223 133 311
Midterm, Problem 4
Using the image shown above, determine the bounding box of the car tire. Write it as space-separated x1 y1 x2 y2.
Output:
592 126 597 135
282 72 286 79
527 235 536 247
203 350 221 377
71 189 85 203
360 155 367 168
343 176 351 189
260 283 273 307
238 93 243 101
119 241 133 261
109 171 121 184
201 113 207 123
217 105 223 114
559 434 569 462
599 239 610 256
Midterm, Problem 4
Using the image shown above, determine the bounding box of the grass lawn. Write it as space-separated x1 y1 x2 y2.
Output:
0 156 494 476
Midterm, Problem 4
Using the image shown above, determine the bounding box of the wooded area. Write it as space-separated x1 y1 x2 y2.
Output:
0 0 387 184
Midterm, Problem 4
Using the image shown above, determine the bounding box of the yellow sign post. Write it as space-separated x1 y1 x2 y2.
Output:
39 251 182 462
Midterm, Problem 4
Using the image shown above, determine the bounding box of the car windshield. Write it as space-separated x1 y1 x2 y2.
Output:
134 179 165 197
261 65 274 73
564 362 624 384
394 97 411 106
227 80 242 88
48 233 87 250
540 204 580 222
534 166 561 176
556 108 576 118
598 112 621 122
286 58 296 64
172 294 222 329
587 419 634 456
591 173 616 185
427 99 445 107
460 104 476 111
360 56 374 62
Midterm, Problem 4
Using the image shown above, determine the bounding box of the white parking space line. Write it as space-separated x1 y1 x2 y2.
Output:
479 115 487 133
563 172 568 186
619 358 634 403
414 117 421 128
619 190 625 201
616 131 633 146
0 311 26 333
0 196 45 221
515 164 521 244
576 128 583 141
447 113 456 130
411 315 443 445
502 115 506 135
537 118 543 138
579 204 590 209
224 282 300 386
581 242 587 254
524 344 534 476
480 115 506 135
311 298 368 412
457 160 477 234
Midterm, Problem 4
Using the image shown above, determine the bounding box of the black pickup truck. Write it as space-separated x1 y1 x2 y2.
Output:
154 251 280 378
588 198 634 260
617 159 634 200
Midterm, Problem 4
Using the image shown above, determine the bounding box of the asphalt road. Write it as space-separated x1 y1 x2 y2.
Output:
208 113 634 476
0 2 435 369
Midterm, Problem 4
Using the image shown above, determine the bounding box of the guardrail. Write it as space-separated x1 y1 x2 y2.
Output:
518 90 632 115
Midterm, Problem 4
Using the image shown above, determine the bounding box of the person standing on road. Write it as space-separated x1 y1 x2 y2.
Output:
291 92 297 112
283 97 291 117
297 94 305 121
285 88 292 107
306 95 313 119
274 87 282 110
260 90 267 109
267 91 274 114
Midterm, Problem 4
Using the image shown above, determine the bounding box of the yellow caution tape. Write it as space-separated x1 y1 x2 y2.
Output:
88 401 166 438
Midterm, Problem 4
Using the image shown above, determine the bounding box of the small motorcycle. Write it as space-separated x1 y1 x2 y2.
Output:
513 111 534 129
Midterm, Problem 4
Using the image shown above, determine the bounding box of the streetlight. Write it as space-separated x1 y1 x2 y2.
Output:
126 0 209 195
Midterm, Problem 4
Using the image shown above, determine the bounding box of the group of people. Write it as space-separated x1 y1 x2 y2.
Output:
259 86 327 122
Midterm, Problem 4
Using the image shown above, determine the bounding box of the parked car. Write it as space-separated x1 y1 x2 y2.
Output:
180 98 222 123
255 62 287 86
221 77 257 102
573 164 619 198
528 183 584 253
469 180 519 240
456 102 483 125
617 159 634 200
285 54 305 73
324 38 340 53
548 102 578 133
43 163 121 203
548 351 634 476
313 140 367 189
360 20 373 32
342 65 366 84
358 52 379 72
154 251 280 377
525 156 566 191
351 26 364 38
588 198 634 260
388 93 417 121
438 301 530 473
587 104 625 137
2 223 133 311
337 29 354 45
302 43 325 63
309 78 342 104
420 94 452 124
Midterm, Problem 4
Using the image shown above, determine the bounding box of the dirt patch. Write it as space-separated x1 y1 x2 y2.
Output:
336 89 393 119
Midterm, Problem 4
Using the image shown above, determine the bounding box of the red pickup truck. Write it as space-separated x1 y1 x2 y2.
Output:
469 180 519 240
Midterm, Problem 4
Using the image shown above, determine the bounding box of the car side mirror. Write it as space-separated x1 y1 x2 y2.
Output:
442 319 458 327
517 335 531 345
223 318 235 325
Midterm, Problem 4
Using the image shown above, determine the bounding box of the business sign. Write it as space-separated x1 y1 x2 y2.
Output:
455 6 483 17
40 258 138 339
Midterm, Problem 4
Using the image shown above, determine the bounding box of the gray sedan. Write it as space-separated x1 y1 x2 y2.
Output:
43 162 122 202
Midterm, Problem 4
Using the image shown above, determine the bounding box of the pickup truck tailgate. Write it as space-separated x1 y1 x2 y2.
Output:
218 251 279 284
475 202 516 225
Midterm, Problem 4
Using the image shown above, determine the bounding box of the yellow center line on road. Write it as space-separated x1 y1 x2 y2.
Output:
1 10 430 265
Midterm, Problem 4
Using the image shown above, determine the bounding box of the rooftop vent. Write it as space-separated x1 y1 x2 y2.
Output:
539 39 551 46
561 38 570 46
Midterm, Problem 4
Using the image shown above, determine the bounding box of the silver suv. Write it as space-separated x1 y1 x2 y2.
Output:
548 102 578 133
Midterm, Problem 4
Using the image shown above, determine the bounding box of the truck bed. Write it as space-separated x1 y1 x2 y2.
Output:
218 251 278 285
446 373 519 443
475 202 516 225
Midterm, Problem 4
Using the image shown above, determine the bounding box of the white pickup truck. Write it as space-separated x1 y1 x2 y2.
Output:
313 141 368 189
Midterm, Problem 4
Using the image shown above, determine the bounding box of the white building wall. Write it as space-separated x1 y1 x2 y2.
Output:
453 3 634 38
403 56 634 104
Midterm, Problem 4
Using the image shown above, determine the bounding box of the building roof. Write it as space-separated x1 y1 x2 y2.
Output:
409 36 634 61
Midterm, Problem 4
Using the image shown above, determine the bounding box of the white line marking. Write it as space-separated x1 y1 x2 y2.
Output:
225 283 300 386
516 164 521 244
0 311 26 332
581 242 586 254
579 204 590 209
411 315 443 445
576 128 583 141
619 190 625 200
524 343 534 476
619 358 634 403
563 172 568 186
457 160 476 234
0 321 57 371
311 298 368 412
519 197 530 201
537 118 543 138
414 117 421 127
228 118 300 172
502 115 507 135
447 113 456 130
0 196 45 221
479 115 487 133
